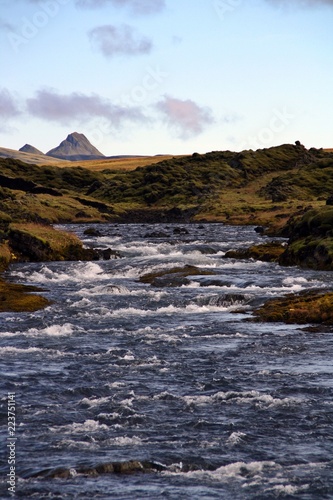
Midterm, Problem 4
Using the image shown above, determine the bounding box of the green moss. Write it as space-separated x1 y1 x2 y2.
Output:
224 242 286 262
0 280 51 312
0 242 12 272
254 290 333 325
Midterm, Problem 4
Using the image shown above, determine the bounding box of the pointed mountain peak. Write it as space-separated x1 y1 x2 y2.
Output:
19 144 44 155
46 132 104 161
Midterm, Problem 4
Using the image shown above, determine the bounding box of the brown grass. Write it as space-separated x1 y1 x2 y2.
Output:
10 223 81 252
46 155 187 172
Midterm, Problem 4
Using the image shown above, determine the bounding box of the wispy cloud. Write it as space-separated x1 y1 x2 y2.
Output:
264 0 333 6
0 18 15 32
0 88 21 133
76 0 166 14
0 88 21 118
26 89 147 126
89 24 152 58
156 96 214 139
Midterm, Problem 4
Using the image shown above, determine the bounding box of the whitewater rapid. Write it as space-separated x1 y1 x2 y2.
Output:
0 223 332 499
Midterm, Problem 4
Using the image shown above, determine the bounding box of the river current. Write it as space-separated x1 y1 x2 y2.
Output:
0 223 332 499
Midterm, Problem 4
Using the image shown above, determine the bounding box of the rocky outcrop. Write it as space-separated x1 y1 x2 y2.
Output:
46 132 104 161
278 207 333 270
30 460 166 479
254 290 333 325
9 228 87 262
224 242 286 263
0 280 51 312
139 265 215 287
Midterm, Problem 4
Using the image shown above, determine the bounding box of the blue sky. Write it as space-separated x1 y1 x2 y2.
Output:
0 0 332 156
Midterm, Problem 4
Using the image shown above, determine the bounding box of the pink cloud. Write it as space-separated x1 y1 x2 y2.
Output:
157 96 214 139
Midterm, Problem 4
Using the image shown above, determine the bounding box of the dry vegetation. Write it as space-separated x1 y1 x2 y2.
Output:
53 155 187 172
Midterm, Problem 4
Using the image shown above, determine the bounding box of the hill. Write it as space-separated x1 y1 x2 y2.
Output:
0 147 68 165
19 144 45 155
46 132 105 161
0 142 332 228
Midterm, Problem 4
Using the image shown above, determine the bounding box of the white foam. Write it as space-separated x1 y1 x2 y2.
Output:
0 346 59 355
15 262 109 284
106 436 143 446
78 284 130 296
226 432 247 445
57 439 98 450
164 460 278 480
27 323 76 337
268 484 309 495
0 323 79 337
80 397 110 407
50 419 109 434
183 390 303 408
103 302 244 319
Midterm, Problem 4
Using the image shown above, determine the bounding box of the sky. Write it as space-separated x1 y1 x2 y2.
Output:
0 0 332 156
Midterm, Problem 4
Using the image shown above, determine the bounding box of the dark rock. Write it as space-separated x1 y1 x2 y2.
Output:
326 195 333 206
75 211 90 219
139 265 215 287
8 228 101 263
224 242 286 263
144 231 169 238
75 197 113 214
254 226 265 234
84 227 103 237
93 248 121 260
173 226 189 235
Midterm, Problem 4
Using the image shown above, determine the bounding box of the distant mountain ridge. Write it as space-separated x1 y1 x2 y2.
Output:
46 132 105 161
19 144 45 156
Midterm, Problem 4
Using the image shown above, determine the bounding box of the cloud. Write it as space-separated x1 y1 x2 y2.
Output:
89 24 152 58
26 89 146 126
0 88 21 133
0 18 15 32
76 0 166 15
264 0 333 6
156 96 214 139
0 88 21 118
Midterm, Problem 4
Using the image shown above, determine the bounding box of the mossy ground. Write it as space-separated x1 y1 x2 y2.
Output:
0 280 50 312
224 242 286 262
1 145 332 229
254 291 333 325
0 223 90 312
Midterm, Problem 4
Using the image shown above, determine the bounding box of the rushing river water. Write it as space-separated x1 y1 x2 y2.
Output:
1 223 333 499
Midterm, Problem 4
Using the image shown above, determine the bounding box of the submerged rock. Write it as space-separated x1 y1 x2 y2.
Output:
30 460 166 479
139 265 215 287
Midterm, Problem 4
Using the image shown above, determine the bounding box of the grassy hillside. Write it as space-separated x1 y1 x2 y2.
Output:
0 143 332 228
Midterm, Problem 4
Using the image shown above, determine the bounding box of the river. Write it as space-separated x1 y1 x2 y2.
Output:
0 223 332 499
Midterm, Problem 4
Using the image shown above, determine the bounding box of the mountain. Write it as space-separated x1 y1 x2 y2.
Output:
46 132 105 161
19 144 45 155
0 147 67 165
